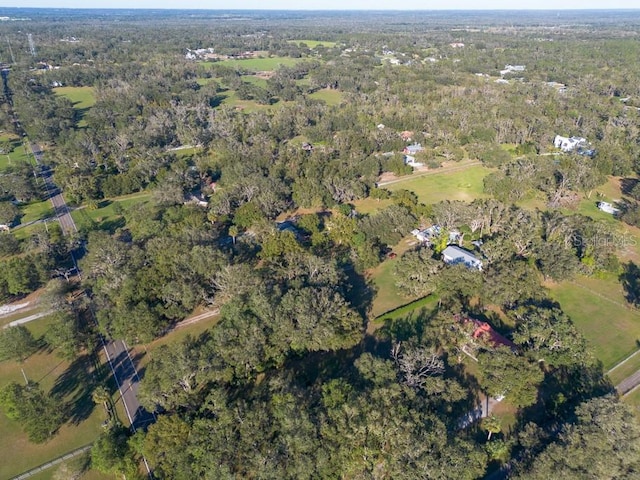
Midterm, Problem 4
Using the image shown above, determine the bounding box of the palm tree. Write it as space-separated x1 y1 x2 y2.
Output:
482 414 502 441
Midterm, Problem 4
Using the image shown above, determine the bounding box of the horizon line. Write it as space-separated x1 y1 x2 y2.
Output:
3 7 640 11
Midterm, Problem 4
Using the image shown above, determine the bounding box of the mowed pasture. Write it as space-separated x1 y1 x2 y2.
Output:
547 276 640 370
53 86 96 127
385 164 492 204
212 56 302 72
289 39 338 48
369 235 422 317
308 88 344 106
71 192 152 232
0 317 108 479
0 135 32 172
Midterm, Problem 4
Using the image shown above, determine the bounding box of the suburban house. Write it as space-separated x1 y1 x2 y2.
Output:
545 81 567 94
411 226 462 245
458 315 517 351
500 64 525 76
404 155 424 168
442 245 483 270
554 135 588 152
403 143 424 155
597 201 620 215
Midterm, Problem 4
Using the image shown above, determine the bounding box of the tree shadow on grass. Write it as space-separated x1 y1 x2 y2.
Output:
50 354 96 426
620 178 639 196
620 261 640 307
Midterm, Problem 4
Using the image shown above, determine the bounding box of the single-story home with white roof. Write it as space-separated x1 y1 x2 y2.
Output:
554 135 587 152
597 201 620 215
442 245 483 271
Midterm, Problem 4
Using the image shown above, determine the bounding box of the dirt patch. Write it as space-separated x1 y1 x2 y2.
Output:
254 71 275 79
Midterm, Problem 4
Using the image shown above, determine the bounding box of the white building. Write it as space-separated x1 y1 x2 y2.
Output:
597 201 620 215
442 246 483 271
554 135 588 152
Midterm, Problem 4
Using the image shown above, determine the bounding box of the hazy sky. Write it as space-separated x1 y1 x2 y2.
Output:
6 0 640 10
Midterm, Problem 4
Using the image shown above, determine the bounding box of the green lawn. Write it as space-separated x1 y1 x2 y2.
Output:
369 236 422 317
386 164 492 204
0 140 32 172
376 295 438 322
27 466 113 480
221 90 293 113
0 317 108 479
608 351 640 386
308 88 344 106
288 39 337 48
243 75 269 89
53 86 96 110
623 386 640 408
132 310 221 371
213 56 302 71
547 277 640 369
19 199 54 224
352 197 393 215
71 192 151 232
53 86 96 128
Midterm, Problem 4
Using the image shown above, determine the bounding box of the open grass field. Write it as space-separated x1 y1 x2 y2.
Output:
71 192 151 232
308 88 344 106
376 295 438 322
53 86 96 110
608 351 640 385
131 310 221 371
386 164 492 205
369 235 422 317
19 199 54 225
242 75 269 89
288 39 338 48
27 465 113 480
547 277 640 369
0 317 108 480
212 56 302 72
220 90 294 113
53 86 96 128
351 197 393 215
623 386 640 408
0 140 31 172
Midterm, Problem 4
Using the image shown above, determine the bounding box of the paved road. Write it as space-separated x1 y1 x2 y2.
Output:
102 337 155 431
29 144 77 236
617 370 640 396
27 140 154 434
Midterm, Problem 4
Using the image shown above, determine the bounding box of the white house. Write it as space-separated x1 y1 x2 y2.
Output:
554 135 588 152
500 64 526 76
403 143 424 155
411 225 441 244
597 201 620 215
442 245 483 271
404 155 424 168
